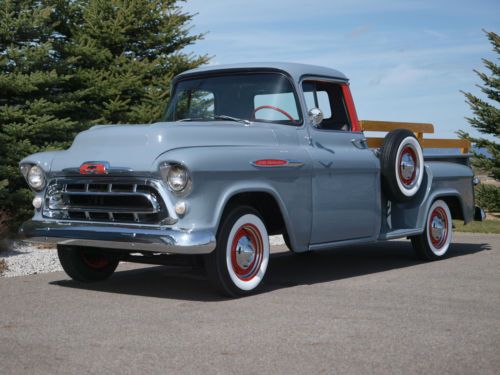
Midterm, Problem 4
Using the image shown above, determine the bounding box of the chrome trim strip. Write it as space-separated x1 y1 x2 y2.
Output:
62 191 153 197
20 220 216 255
250 160 305 168
286 160 306 168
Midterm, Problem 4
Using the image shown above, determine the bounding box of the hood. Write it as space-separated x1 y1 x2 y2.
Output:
49 122 278 172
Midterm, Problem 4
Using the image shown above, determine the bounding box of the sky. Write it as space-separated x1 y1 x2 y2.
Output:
181 0 498 140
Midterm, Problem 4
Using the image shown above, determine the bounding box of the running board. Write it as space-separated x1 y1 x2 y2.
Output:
378 228 422 240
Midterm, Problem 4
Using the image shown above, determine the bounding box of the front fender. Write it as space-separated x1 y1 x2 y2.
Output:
158 146 312 252
19 150 64 174
212 183 309 252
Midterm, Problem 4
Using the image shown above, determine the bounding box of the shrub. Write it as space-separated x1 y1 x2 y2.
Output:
475 184 500 212
0 259 7 275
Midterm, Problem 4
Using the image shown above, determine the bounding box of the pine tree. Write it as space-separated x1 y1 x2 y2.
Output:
459 30 500 181
0 0 208 232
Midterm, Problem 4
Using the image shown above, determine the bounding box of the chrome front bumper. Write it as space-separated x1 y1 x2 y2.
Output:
19 220 216 254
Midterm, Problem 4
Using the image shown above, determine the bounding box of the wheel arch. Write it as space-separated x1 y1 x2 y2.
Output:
407 162 472 235
437 195 465 221
215 187 295 250
420 190 466 228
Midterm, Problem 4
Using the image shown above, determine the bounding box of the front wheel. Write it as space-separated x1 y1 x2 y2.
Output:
57 245 119 282
205 206 270 297
411 200 453 260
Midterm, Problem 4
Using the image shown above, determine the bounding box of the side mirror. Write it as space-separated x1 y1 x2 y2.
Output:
308 108 324 127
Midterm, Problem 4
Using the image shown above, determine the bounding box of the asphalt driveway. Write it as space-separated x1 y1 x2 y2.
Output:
1 233 499 374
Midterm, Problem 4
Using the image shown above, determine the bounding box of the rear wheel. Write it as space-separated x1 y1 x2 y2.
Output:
411 200 453 260
57 245 119 282
205 206 270 297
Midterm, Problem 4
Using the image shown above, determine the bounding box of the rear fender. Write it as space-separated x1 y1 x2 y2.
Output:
386 162 474 235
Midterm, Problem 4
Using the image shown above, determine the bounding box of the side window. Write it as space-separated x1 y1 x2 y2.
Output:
174 89 214 120
253 92 300 123
316 91 332 119
302 81 351 131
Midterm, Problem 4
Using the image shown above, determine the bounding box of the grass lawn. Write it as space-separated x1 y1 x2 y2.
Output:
454 219 500 234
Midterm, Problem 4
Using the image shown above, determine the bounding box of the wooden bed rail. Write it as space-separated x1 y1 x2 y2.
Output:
360 120 471 154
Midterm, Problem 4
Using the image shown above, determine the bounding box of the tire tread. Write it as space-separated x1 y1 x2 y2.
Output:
57 245 119 282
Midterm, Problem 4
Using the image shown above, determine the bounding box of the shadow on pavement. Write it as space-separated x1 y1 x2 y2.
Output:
50 240 490 301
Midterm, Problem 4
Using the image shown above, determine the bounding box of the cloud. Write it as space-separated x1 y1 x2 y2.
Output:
374 65 431 86
347 24 372 39
423 29 448 40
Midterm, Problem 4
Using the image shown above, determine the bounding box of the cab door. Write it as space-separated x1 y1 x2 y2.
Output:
302 80 381 245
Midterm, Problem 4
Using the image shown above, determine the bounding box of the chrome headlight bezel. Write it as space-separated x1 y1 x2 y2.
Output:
159 162 191 193
21 164 46 191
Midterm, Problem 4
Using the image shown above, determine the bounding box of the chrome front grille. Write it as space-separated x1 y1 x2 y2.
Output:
43 179 169 224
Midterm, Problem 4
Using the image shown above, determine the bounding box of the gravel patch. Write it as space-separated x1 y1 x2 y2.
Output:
0 241 61 277
270 234 285 246
0 235 286 278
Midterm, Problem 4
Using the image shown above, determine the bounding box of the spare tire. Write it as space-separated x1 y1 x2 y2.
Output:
380 129 424 202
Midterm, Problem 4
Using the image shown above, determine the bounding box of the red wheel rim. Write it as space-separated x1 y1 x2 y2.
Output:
428 206 449 249
398 145 417 186
230 223 264 281
81 252 111 269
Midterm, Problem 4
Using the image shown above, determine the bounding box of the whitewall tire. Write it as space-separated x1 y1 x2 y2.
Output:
205 206 270 297
411 200 453 260
381 129 424 202
394 136 424 198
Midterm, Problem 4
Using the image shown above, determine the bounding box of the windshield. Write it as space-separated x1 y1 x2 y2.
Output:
163 73 302 125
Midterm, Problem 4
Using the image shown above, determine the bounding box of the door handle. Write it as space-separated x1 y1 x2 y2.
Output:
351 138 368 149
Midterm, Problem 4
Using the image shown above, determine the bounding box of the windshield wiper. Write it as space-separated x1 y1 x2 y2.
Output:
176 115 251 125
176 118 206 122
214 115 251 125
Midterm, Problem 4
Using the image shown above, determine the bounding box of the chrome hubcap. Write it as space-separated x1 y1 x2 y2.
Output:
430 215 445 243
235 235 256 269
400 152 415 182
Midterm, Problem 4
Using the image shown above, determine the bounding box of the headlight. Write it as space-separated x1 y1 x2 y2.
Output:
27 165 46 191
160 163 189 192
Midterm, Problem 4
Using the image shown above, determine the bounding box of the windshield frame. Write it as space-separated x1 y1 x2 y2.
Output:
163 70 304 126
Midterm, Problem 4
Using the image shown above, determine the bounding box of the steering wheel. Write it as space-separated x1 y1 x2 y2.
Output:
252 105 299 125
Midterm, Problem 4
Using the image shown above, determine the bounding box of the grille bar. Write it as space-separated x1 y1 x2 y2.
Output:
54 206 157 214
44 180 168 224
58 192 160 213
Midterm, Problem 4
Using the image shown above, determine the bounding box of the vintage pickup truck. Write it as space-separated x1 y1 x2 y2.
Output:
19 62 484 296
